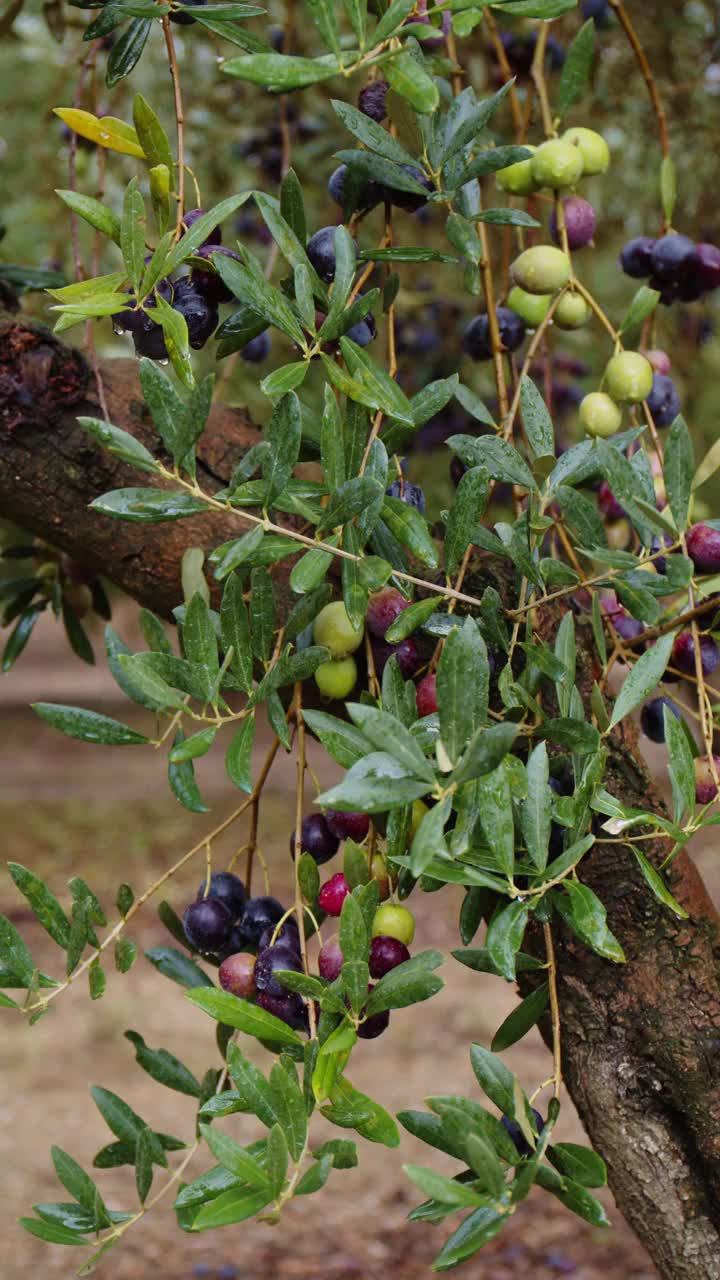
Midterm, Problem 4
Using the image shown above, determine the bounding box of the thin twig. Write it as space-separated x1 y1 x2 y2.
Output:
292 684 317 1038
245 735 283 893
22 737 283 1015
543 922 562 1100
610 0 670 160
530 24 554 138
478 219 510 421
161 16 186 235
483 10 524 136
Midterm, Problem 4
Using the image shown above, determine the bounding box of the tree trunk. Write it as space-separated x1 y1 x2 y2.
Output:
3 312 720 1280
0 309 262 615
545 718 720 1279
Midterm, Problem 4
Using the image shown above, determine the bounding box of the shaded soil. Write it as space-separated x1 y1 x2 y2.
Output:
2 612 703 1280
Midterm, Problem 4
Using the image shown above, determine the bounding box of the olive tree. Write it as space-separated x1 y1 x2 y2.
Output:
2 1 720 1277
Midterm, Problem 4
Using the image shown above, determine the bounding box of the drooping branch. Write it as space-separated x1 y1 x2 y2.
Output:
3 312 720 1279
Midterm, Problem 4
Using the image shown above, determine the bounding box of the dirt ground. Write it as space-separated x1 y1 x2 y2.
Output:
4 612 712 1280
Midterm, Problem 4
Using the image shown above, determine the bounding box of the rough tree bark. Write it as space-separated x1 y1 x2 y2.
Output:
0 308 262 614
529 603 720 1280
2 311 720 1280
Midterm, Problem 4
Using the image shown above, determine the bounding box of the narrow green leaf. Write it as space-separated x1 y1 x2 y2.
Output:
225 716 255 794
484 900 530 982
187 988 304 1046
145 946 214 990
132 93 174 175
409 799 451 877
557 19 595 115
20 1218 91 1247
191 1183 273 1230
317 752 429 813
404 1164 486 1208
437 618 490 763
520 376 554 460
385 49 439 114
556 882 625 963
521 744 552 872
347 703 435 782
32 703 148 746
114 938 137 973
664 416 693 533
105 18 152 89
125 1030 201 1097
279 168 307 244
547 1142 607 1188
610 631 675 727
491 982 549 1052
8 864 70 949
331 98 418 166
134 1127 154 1203
631 846 689 919
55 189 121 243
221 51 341 91
200 1124 271 1189
619 285 661 337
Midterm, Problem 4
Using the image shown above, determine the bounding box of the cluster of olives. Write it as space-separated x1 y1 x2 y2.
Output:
498 127 609 198
620 232 720 305
182 872 309 1027
464 131 609 362
181 815 416 1036
310 554 434 698
113 208 268 363
578 350 655 438
112 209 218 360
311 584 497 761
306 808 416 1041
113 274 218 361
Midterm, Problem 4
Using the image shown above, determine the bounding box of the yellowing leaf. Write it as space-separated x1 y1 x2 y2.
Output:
53 109 146 159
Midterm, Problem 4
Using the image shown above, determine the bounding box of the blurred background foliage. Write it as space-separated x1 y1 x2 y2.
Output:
1 0 720 524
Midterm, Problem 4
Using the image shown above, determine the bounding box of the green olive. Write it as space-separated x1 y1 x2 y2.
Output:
604 351 654 403
562 127 610 175
506 285 552 328
371 903 416 945
312 600 364 657
314 655 358 699
531 139 584 190
510 246 571 295
579 391 623 438
496 146 538 196
554 291 590 330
